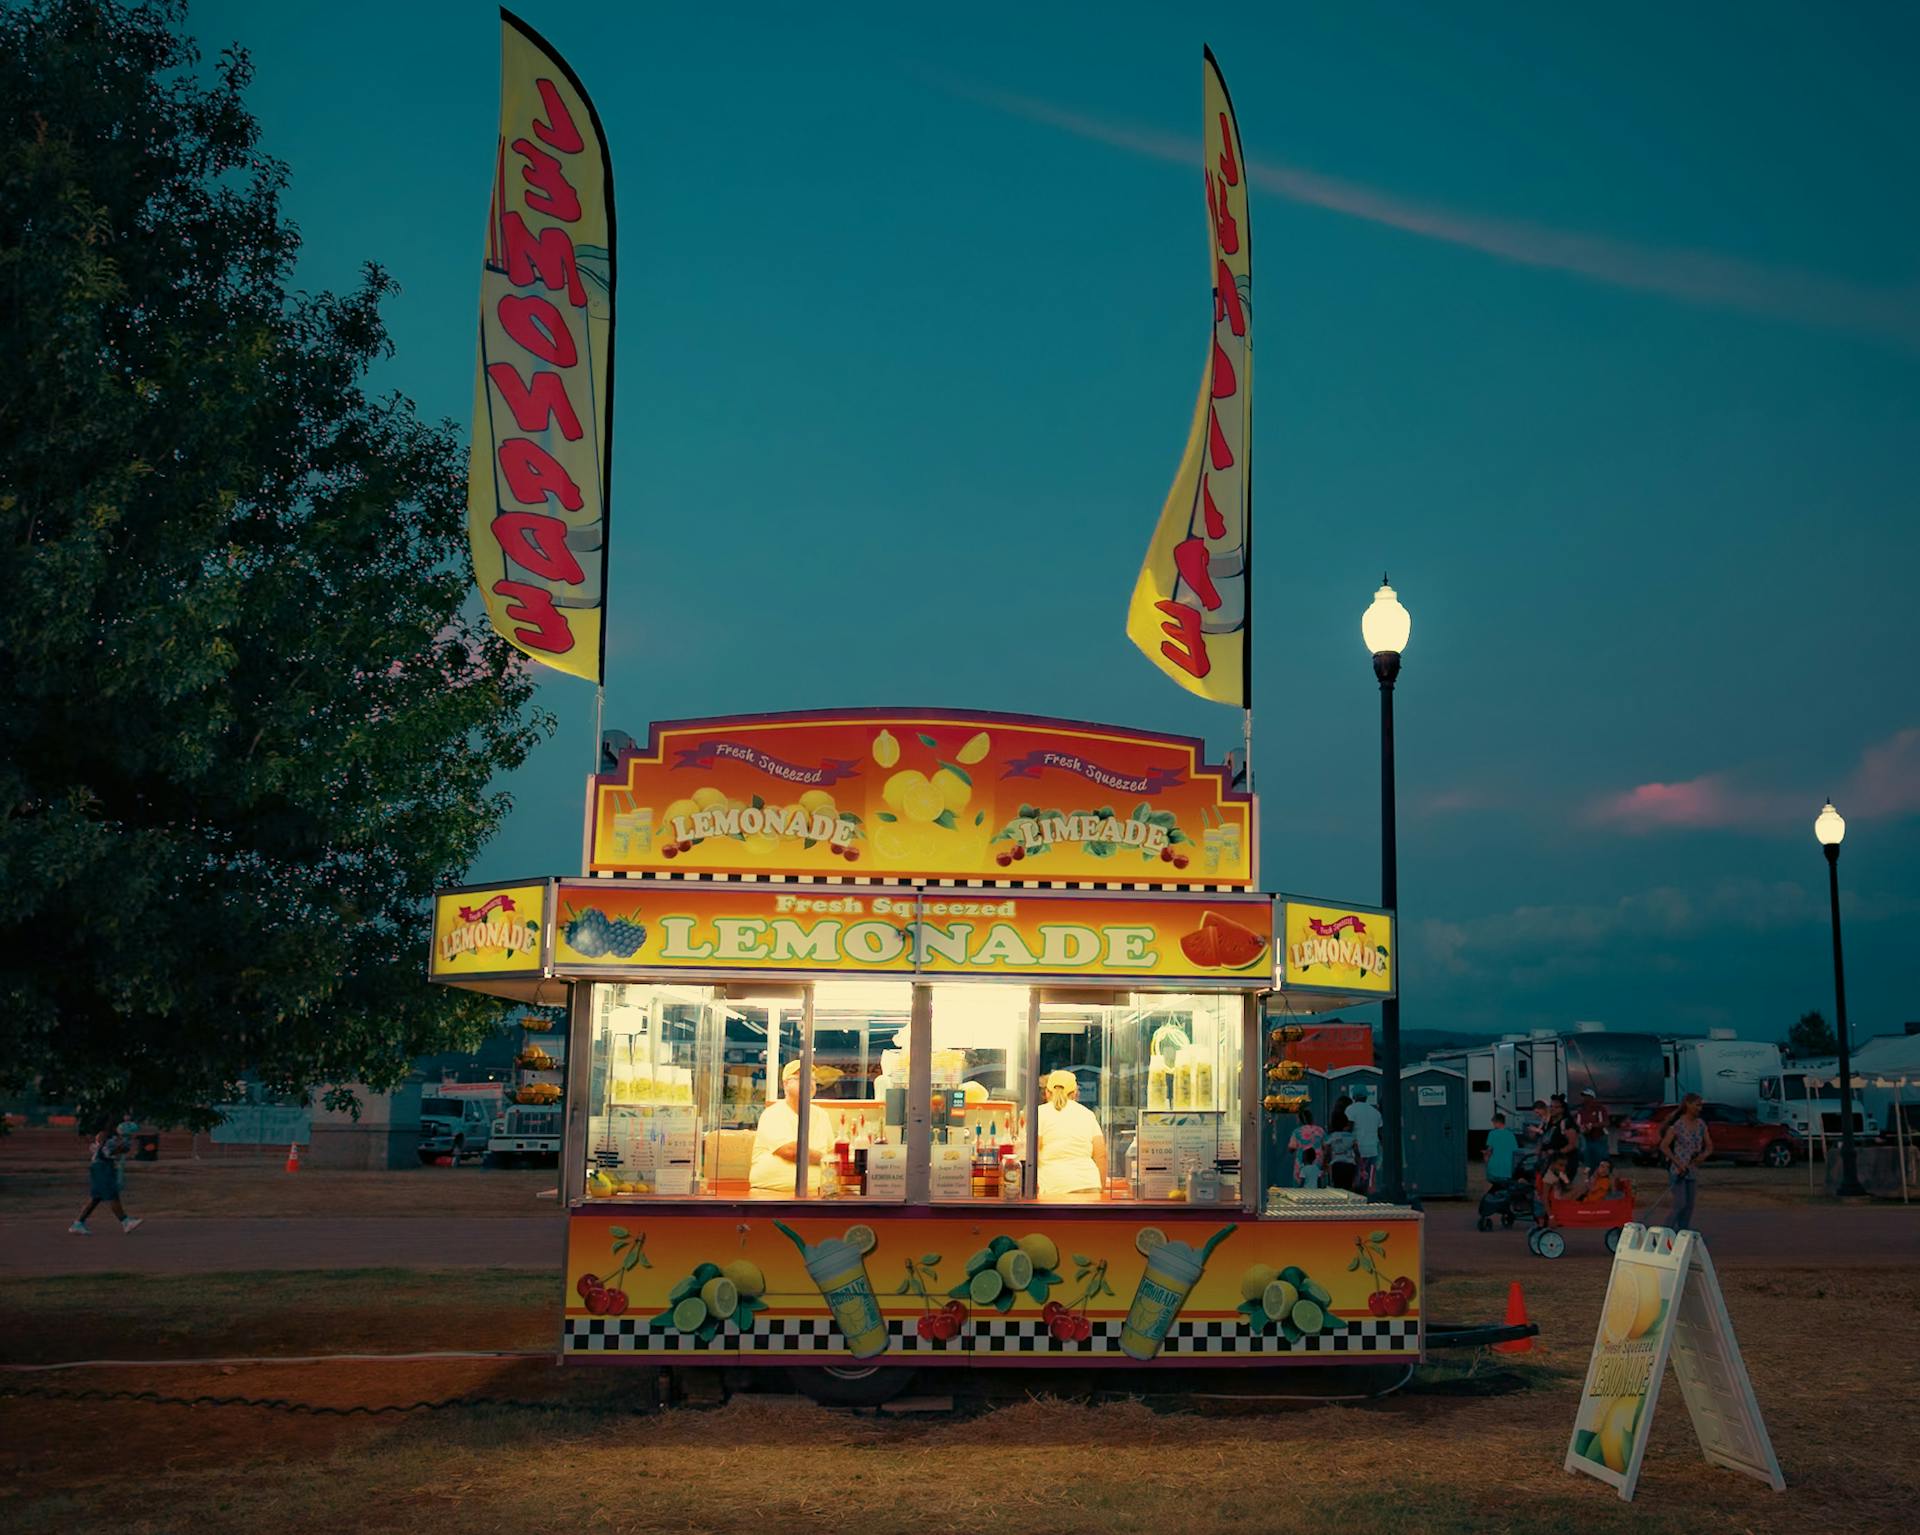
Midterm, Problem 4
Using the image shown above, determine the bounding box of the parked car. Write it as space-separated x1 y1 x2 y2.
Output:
1617 1102 1803 1168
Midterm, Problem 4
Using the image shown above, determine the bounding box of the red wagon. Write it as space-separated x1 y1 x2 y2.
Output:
1526 1178 1635 1259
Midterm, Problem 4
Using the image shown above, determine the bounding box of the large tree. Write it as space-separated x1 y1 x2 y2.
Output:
1 0 552 1124
1788 1010 1837 1059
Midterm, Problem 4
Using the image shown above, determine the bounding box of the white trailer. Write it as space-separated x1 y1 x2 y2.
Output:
1661 1032 1785 1109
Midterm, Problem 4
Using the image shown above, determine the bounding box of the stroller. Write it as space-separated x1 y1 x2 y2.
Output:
1476 1151 1539 1231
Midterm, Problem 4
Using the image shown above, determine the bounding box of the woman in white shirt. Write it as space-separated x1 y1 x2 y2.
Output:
749 1060 834 1195
1036 1069 1106 1200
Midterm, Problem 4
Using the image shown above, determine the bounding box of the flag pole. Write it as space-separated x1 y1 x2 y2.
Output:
584 683 605 876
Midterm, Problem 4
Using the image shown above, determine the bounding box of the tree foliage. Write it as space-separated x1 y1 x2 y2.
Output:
1788 1010 1837 1059
1 0 552 1124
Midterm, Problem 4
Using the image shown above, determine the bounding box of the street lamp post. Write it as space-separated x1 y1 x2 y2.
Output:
1814 800 1866 1197
1363 577 1412 1205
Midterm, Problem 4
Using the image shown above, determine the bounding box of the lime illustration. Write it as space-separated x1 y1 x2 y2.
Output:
1279 1264 1306 1287
969 1269 1005 1305
692 1261 723 1284
668 1276 699 1304
1301 1278 1333 1309
965 1248 994 1276
1135 1227 1168 1256
1290 1298 1325 1334
844 1224 877 1255
700 1276 739 1320
996 1249 1034 1290
672 1297 708 1333
987 1234 1017 1258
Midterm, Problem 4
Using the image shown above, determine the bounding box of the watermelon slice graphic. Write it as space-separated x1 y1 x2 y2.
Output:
1178 910 1270 970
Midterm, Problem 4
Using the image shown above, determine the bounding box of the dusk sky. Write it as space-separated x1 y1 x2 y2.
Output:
198 0 1918 1043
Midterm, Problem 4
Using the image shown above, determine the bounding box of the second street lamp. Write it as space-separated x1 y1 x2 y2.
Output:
1814 800 1866 1197
1363 577 1412 1204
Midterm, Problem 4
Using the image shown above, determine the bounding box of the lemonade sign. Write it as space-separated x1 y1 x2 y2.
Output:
1276 899 1394 999
430 883 546 977
1566 1225 1782 1502
588 711 1254 886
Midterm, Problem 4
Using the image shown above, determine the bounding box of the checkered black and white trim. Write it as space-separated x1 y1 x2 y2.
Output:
581 870 1242 894
564 1313 1418 1358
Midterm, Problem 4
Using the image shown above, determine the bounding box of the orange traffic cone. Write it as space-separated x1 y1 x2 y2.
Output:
1495 1280 1532 1353
285 1142 301 1173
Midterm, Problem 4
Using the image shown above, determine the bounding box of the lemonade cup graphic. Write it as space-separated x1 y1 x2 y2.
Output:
1119 1223 1236 1361
775 1221 889 1359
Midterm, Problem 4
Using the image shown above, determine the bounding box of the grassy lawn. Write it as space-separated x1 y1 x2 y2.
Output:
2 1261 1914 1533
0 1161 557 1219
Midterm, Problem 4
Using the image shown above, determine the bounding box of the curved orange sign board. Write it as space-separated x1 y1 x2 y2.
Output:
588 711 1254 887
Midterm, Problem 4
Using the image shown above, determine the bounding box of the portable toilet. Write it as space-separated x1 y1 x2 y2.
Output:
1400 1064 1468 1199
1263 1066 1382 1190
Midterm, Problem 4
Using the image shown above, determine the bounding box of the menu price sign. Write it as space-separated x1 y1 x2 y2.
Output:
1567 1225 1783 1502
865 1144 907 1200
929 1143 971 1199
618 1106 696 1195
1136 1112 1218 1199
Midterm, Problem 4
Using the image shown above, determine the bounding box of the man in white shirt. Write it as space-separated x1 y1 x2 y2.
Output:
1345 1086 1384 1195
749 1060 834 1195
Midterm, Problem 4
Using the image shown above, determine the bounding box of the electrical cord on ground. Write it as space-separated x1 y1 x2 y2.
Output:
0 1382 646 1416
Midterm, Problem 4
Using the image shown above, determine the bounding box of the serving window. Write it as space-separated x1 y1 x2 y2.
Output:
578 978 1247 1206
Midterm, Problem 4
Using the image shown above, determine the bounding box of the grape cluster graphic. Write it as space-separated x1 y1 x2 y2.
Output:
564 906 646 958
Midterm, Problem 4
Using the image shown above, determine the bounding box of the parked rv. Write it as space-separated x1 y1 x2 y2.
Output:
1489 1027 1664 1123
1662 1033 1785 1110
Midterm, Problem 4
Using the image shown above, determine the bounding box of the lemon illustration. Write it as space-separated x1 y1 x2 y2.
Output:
969 1269 1004 1305
1135 1227 1168 1256
700 1276 739 1320
799 789 836 816
692 786 728 810
996 1249 1034 1290
743 831 779 854
931 768 971 812
672 1297 708 1333
1628 1267 1663 1339
844 1224 877 1255
883 769 930 811
900 780 946 824
663 797 700 829
1240 1263 1277 1302
873 822 914 862
956 732 991 765
779 804 808 845
1602 1275 1640 1346
872 729 900 768
1597 1394 1640 1472
723 1260 765 1298
1263 1280 1298 1321
1017 1234 1059 1272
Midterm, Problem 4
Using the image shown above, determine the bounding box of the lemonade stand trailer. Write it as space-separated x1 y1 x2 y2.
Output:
425 711 1422 1405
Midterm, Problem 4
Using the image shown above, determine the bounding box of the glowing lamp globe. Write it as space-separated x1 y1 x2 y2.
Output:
1362 579 1412 656
1814 801 1846 847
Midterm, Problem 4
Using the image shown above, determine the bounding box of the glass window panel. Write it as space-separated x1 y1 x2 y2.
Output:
585 981 718 1199
804 979 913 1200
926 984 1031 1203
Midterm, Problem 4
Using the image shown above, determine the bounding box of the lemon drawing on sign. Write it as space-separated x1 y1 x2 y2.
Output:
873 822 914 862
1239 1263 1277 1302
956 732 991 765
844 1224 877 1255
724 1260 765 1298
1017 1233 1059 1272
663 798 699 829
1263 1280 1298 1321
1597 1394 1642 1472
996 1249 1034 1290
700 1276 738 1320
872 730 900 768
692 786 727 811
931 768 971 812
883 770 927 810
1135 1227 1167 1256
799 789 836 816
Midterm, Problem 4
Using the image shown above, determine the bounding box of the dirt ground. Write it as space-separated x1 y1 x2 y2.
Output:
3 1260 1915 1533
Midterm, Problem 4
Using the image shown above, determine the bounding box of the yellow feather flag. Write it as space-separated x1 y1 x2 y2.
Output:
1126 48 1251 707
466 8 615 682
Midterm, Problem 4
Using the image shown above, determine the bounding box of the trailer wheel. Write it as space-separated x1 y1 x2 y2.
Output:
785 1365 918 1409
1604 1226 1623 1254
1536 1229 1566 1259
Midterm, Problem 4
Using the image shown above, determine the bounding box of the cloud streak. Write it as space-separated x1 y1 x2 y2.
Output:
947 81 1920 353
1586 727 1920 834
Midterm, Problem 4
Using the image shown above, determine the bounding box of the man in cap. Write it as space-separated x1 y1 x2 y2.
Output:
749 1059 836 1195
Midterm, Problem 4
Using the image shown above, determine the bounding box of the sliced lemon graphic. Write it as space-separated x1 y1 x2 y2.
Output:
700 1276 738 1320
996 1249 1034 1290
955 731 991 765
872 729 900 768
900 780 946 824
843 1224 877 1255
1135 1226 1168 1256
1263 1280 1297 1321
883 769 929 811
